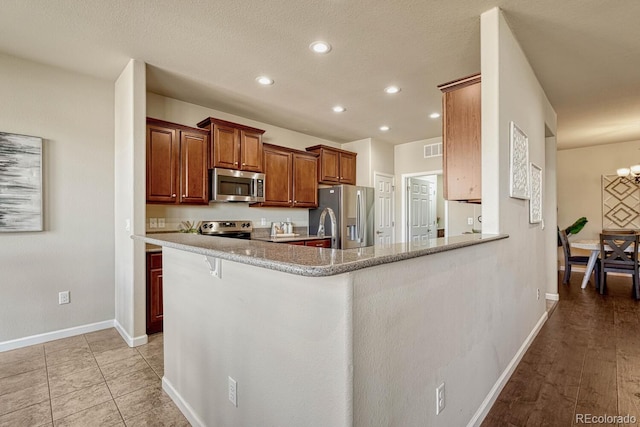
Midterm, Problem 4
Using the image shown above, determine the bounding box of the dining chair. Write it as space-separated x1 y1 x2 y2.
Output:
599 233 640 298
559 229 600 288
602 229 638 234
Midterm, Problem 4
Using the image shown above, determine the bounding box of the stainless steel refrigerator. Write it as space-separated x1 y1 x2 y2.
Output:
309 185 374 249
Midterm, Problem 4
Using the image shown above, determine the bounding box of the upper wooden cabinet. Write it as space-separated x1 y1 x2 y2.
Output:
438 74 481 203
146 118 209 205
197 117 265 172
256 144 318 208
305 145 357 185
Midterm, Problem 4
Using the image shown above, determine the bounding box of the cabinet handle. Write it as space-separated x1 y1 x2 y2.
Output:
242 162 246 166
172 193 176 197
234 162 238 165
182 194 186 197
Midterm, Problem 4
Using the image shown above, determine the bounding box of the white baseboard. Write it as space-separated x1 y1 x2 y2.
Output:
0 319 115 353
163 377 206 427
545 293 559 301
467 310 549 427
114 319 148 348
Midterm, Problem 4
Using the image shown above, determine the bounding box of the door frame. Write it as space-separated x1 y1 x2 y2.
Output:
400 169 443 243
373 171 396 245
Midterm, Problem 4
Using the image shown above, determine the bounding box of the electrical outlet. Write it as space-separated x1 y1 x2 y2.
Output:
58 291 70 305
436 382 445 415
149 218 157 229
158 218 165 228
467 217 473 225
537 288 540 300
228 377 237 407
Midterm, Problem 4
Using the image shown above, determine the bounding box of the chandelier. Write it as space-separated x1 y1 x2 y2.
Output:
617 164 640 184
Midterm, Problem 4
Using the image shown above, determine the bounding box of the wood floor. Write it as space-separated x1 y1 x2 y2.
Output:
482 273 640 427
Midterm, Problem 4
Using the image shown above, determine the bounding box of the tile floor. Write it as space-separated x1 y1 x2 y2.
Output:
0 329 190 426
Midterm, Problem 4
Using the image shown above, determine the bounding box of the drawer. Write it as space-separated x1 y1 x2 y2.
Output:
305 239 331 248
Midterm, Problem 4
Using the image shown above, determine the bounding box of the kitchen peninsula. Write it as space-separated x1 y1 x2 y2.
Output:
134 232 507 426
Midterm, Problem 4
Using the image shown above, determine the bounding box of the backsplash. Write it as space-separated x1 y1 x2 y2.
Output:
146 204 310 233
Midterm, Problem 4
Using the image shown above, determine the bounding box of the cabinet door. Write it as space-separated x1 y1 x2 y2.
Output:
212 124 239 169
292 153 318 208
180 131 209 204
262 147 292 206
240 130 263 172
339 152 357 185
305 239 331 248
441 78 481 201
147 124 178 203
319 148 340 183
146 253 163 335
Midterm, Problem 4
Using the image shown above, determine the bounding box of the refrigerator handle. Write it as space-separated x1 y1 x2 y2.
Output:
356 190 363 243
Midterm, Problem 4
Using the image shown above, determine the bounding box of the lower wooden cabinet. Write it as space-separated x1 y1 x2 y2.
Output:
146 252 163 334
287 238 331 247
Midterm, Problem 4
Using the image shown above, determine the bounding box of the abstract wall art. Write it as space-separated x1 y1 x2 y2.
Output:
0 132 43 232
529 163 543 224
509 121 530 200
602 174 640 230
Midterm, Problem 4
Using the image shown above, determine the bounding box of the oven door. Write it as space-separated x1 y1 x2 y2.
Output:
210 168 265 202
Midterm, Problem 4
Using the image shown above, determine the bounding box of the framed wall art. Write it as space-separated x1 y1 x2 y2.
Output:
509 121 530 199
529 163 543 224
601 174 640 230
0 132 43 232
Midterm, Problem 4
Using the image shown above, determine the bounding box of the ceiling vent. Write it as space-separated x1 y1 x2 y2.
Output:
424 142 442 158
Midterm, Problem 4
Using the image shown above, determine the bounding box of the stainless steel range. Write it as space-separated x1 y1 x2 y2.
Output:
199 220 253 240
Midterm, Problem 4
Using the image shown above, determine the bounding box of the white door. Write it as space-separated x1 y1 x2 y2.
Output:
407 177 433 243
374 173 394 245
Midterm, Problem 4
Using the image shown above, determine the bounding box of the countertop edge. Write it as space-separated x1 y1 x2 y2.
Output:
133 233 509 277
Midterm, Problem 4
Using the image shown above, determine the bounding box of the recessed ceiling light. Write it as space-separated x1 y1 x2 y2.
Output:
332 105 346 113
256 76 274 85
379 125 390 131
310 41 332 54
429 112 441 119
384 86 401 94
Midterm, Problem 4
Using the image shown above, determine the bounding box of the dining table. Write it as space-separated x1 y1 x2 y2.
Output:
570 239 636 289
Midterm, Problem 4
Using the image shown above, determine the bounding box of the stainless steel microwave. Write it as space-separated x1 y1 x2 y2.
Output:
210 168 265 202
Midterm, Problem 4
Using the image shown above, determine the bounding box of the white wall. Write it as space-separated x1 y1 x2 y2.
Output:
146 93 342 230
557 139 640 241
447 201 481 236
114 60 148 345
342 138 371 186
0 53 115 342
342 137 395 187
472 7 557 421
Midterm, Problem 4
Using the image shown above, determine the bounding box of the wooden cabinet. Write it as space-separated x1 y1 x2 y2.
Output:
146 118 209 205
146 252 163 334
287 238 331 247
437 74 481 203
305 145 357 185
304 238 332 248
292 153 318 207
197 117 265 172
256 144 318 208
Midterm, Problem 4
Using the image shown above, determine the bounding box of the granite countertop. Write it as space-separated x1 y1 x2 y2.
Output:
134 232 508 277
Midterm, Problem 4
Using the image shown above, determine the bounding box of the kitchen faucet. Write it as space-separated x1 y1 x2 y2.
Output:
316 207 337 248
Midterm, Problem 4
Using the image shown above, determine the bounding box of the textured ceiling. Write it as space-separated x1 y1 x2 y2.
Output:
0 0 639 150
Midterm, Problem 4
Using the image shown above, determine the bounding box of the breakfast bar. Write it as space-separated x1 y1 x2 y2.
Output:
134 233 508 427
